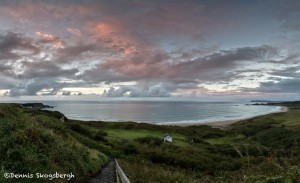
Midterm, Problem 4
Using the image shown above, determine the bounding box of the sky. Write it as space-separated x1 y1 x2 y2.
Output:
0 0 300 101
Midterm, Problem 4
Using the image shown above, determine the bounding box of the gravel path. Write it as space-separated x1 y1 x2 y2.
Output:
90 160 116 183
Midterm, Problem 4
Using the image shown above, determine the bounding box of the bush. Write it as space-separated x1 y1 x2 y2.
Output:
94 131 108 142
69 124 91 136
253 127 300 148
123 144 138 155
242 124 272 137
69 124 108 142
135 136 162 147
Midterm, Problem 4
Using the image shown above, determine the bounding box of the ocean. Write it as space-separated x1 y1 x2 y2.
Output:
35 100 283 125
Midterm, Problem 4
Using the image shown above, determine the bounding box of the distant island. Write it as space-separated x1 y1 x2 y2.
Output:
251 100 300 106
20 103 54 109
251 100 275 103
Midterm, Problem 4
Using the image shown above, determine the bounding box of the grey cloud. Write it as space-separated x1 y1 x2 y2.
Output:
174 45 220 61
0 31 83 96
0 31 80 79
80 45 279 85
17 61 79 79
253 78 300 94
8 79 59 96
276 0 300 32
249 63 300 94
269 65 300 78
80 68 132 84
55 43 98 63
168 45 280 82
0 63 11 72
0 75 16 89
0 31 39 60
103 84 170 97
103 87 134 97
42 85 63 96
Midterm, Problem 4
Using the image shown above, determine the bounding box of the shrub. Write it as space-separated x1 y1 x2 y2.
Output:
69 124 91 136
123 144 138 155
135 136 162 147
94 131 108 142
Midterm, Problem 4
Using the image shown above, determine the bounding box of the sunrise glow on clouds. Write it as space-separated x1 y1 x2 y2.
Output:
0 0 300 100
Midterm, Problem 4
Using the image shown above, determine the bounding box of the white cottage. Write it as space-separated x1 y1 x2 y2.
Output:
162 133 172 143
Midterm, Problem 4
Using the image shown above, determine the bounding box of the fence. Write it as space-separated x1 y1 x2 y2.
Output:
115 159 131 183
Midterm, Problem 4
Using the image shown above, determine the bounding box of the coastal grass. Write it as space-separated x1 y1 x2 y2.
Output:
118 158 203 183
0 104 108 183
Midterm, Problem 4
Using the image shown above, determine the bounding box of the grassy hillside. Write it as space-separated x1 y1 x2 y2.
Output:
1 102 300 182
0 104 108 183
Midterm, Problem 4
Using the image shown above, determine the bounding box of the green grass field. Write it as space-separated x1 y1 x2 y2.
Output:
104 128 188 147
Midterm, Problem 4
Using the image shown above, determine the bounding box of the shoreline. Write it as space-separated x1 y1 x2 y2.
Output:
165 106 289 128
44 103 288 128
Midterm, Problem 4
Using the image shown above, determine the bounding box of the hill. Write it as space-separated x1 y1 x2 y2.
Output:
0 104 108 183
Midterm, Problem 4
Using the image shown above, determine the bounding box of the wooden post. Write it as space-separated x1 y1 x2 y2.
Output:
115 159 131 183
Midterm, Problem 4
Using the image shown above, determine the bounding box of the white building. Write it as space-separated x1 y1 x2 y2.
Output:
162 133 172 143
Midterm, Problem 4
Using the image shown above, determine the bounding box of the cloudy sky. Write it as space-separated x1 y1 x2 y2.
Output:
0 0 300 100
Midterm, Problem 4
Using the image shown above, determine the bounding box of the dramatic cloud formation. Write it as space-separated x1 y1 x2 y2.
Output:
0 0 299 100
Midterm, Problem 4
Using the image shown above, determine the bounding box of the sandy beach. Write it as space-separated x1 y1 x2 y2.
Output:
173 106 289 128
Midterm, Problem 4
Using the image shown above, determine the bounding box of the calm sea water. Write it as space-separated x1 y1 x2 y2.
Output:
36 100 283 125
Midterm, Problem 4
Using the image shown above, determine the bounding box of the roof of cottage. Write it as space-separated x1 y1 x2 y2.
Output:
163 133 172 138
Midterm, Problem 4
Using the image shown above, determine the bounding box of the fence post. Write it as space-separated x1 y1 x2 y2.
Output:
115 159 131 183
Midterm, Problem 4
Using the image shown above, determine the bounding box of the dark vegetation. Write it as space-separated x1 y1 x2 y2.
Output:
1 101 300 182
20 103 53 109
0 104 108 183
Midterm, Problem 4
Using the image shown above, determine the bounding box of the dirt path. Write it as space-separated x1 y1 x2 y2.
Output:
90 160 116 183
